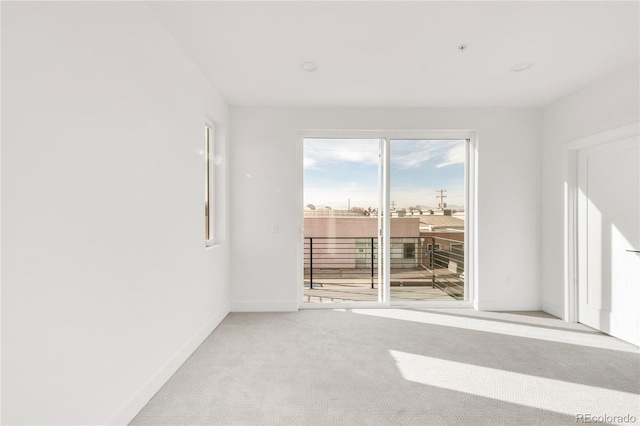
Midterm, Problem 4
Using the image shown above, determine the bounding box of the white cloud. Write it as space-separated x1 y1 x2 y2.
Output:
392 148 435 169
391 139 463 170
303 156 317 169
305 138 467 170
341 181 361 191
304 139 466 209
304 138 379 169
436 143 465 168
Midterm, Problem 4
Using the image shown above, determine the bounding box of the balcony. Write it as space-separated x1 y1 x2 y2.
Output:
303 236 464 303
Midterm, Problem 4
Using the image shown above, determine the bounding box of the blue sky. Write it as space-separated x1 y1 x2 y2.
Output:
304 138 466 211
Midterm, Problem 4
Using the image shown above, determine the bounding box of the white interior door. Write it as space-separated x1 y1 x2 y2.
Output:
577 135 640 346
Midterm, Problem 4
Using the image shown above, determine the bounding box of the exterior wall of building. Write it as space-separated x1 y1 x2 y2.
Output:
303 217 420 238
420 231 465 251
304 217 463 270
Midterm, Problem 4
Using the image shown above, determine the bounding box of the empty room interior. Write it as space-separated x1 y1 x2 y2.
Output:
1 1 639 425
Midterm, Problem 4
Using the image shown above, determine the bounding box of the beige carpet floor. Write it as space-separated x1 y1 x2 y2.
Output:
131 308 639 425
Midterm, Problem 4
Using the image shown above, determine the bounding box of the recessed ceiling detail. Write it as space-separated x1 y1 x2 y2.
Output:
300 61 318 72
510 62 534 72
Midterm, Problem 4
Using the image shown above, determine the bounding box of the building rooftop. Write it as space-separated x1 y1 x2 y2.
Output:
420 215 465 230
304 209 369 218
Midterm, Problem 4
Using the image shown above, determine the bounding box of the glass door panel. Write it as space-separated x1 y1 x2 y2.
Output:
388 139 466 301
302 138 381 303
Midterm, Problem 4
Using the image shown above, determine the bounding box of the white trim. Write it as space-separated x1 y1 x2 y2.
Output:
475 300 542 312
562 122 640 323
300 301 471 310
466 136 478 309
301 302 388 310
382 137 391 303
298 129 476 141
106 306 230 425
542 301 563 319
204 121 216 246
564 148 579 323
231 301 299 312
297 133 305 306
391 300 471 308
298 130 478 309
563 122 640 150
378 139 384 302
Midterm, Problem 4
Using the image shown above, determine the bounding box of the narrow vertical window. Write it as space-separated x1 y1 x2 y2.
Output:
205 124 214 245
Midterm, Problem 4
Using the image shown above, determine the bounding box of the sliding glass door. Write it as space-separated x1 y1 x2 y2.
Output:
302 138 382 303
302 135 468 305
388 139 466 302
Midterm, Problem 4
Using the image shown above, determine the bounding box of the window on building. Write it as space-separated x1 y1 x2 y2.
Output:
205 124 214 245
404 242 416 259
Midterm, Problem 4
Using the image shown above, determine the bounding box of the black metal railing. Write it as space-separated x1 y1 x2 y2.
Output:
425 236 464 299
303 237 377 289
303 235 464 299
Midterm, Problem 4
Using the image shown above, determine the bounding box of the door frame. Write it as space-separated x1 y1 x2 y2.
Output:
297 129 478 309
563 122 639 323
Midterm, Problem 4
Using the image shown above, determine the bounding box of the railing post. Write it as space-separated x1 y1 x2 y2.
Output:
371 237 374 289
309 237 313 290
431 236 436 289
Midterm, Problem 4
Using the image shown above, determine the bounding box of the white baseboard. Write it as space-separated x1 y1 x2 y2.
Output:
299 301 472 309
106 304 230 425
476 300 541 312
541 301 564 319
230 301 299 312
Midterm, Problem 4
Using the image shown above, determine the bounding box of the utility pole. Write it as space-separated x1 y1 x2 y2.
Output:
348 198 350 211
436 189 447 210
391 201 396 211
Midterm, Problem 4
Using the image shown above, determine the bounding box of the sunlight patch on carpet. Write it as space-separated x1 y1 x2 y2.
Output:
351 309 638 352
390 349 639 418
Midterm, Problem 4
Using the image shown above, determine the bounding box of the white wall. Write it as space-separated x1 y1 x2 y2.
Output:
1 3 230 424
229 108 542 312
541 61 640 318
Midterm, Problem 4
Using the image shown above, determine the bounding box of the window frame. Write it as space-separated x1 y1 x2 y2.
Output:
297 130 477 308
204 122 215 246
